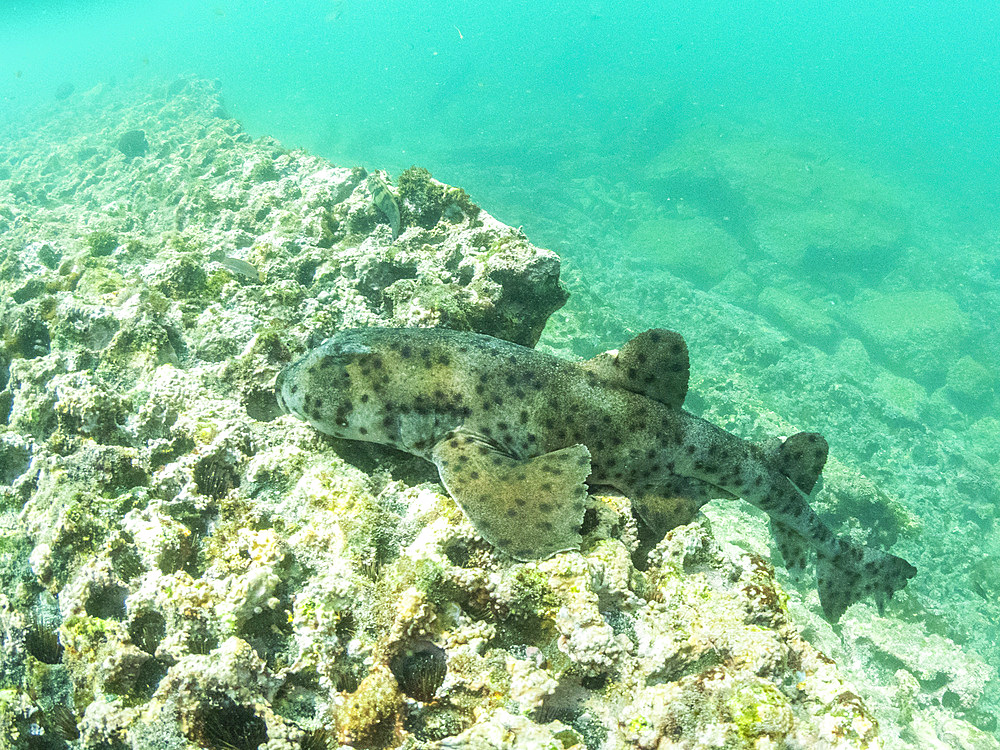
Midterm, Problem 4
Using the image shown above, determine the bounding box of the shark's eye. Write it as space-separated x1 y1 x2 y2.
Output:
336 418 349 427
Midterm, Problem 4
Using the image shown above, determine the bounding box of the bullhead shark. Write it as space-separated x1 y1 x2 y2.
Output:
275 326 916 621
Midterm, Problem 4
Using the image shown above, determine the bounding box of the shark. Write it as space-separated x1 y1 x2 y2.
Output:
275 326 916 621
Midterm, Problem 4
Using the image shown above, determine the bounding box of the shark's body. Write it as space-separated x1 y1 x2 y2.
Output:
276 326 915 621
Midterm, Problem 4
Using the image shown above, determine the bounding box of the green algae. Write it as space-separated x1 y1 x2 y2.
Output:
398 165 481 230
247 156 279 183
153 253 209 299
506 566 559 622
732 678 793 744
85 230 120 257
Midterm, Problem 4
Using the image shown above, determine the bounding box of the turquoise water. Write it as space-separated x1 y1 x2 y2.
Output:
3 0 1000 745
3 0 999 214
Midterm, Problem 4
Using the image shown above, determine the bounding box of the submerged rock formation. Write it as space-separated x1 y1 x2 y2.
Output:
0 77 910 749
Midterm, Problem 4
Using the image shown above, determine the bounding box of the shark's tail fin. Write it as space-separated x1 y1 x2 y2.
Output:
816 543 916 622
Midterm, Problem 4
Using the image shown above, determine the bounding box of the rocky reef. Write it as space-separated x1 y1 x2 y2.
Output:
459 126 1000 746
0 78 992 750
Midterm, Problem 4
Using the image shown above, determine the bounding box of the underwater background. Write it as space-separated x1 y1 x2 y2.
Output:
2 0 1000 748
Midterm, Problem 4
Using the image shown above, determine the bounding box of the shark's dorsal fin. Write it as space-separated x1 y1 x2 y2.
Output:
776 432 828 495
583 328 689 409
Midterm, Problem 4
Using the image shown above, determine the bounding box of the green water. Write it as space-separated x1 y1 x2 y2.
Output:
2 0 1000 744
3 0 999 211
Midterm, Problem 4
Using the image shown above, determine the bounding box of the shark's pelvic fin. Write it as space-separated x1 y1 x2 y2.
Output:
756 431 829 495
431 427 591 560
634 476 736 536
769 518 811 579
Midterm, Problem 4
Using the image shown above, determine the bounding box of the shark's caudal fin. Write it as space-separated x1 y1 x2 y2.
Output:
763 430 916 620
816 544 917 622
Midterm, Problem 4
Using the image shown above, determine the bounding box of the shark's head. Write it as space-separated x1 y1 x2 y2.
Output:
275 333 377 439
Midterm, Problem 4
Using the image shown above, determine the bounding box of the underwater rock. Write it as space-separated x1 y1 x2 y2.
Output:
115 128 149 159
0 432 32 484
944 354 994 406
629 214 745 285
849 288 970 383
757 285 840 344
0 75 985 750
647 120 909 273
841 612 995 712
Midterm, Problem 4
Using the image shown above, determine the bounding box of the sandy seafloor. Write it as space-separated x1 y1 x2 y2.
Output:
0 78 999 749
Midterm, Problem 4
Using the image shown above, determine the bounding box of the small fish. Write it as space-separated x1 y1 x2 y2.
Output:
276 327 916 621
209 249 260 282
369 174 400 240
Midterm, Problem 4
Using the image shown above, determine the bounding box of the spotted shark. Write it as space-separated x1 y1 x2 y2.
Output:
275 326 916 621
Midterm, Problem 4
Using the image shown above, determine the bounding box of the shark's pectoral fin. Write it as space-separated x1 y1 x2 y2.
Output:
633 476 736 536
769 519 810 579
583 328 690 409
430 427 591 561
